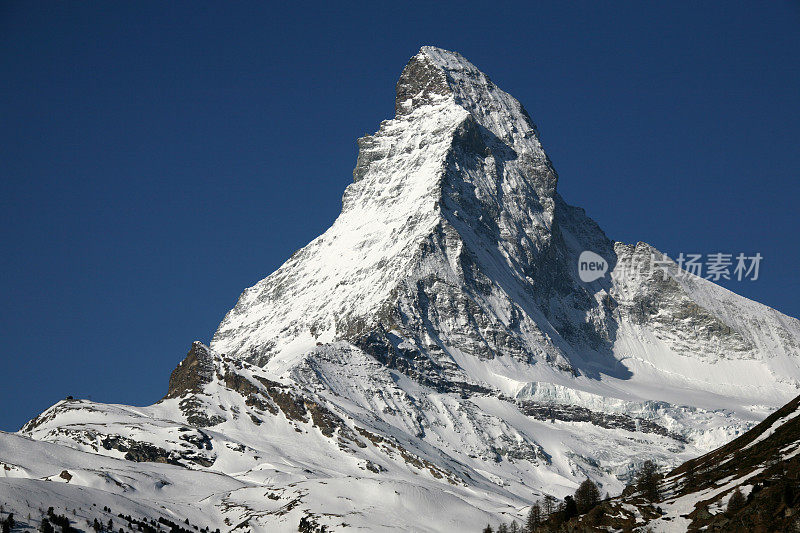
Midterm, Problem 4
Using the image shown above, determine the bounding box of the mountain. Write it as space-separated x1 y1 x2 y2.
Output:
2 46 800 532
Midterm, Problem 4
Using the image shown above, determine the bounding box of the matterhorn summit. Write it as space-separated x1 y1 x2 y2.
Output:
213 46 563 370
3 47 800 532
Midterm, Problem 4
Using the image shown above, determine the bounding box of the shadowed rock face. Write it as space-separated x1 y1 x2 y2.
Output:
164 341 215 399
395 53 452 116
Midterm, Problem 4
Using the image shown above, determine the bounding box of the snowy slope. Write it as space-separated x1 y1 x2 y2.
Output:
4 46 800 532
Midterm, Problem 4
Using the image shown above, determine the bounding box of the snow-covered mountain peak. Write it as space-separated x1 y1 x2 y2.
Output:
212 47 563 364
210 47 800 404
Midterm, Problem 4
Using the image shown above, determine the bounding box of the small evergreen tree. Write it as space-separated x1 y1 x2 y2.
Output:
563 495 578 522
525 502 542 531
636 460 661 501
574 478 601 513
542 494 558 517
509 521 519 533
727 488 746 515
481 525 493 533
497 523 508 533
40 518 55 533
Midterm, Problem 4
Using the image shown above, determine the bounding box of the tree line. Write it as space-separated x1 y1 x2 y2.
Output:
0 502 220 533
481 460 663 532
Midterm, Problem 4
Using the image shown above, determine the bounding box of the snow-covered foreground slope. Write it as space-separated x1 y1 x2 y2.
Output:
0 428 496 533
4 46 800 532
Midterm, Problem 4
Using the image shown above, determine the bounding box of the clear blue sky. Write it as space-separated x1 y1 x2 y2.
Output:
1 1 798 431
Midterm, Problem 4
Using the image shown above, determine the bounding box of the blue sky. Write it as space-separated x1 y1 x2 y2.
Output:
1 1 798 431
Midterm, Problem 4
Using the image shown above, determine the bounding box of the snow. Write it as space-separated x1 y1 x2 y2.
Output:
742 405 800 450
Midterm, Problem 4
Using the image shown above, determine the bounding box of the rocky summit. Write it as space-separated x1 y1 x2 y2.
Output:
2 46 800 532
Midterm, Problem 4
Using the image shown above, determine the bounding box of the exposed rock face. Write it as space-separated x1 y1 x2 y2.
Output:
102 433 215 467
165 341 216 399
517 401 687 443
395 52 452 116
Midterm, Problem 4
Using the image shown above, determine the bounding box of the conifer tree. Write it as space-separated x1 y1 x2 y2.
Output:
40 518 55 533
727 488 746 515
563 496 578 521
542 494 558 516
525 502 542 531
636 460 661 501
574 478 601 513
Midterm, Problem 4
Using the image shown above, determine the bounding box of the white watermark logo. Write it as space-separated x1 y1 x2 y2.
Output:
578 251 608 282
577 250 763 283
